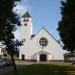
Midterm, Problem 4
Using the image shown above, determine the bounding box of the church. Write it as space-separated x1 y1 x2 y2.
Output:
19 11 67 61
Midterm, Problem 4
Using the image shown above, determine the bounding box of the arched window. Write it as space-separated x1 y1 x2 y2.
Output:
23 18 28 22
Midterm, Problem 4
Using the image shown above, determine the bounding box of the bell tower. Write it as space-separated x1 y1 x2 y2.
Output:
20 11 32 42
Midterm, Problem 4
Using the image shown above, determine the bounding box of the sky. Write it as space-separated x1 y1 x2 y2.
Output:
14 0 62 40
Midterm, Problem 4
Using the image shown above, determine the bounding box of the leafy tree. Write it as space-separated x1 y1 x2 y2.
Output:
0 0 22 75
57 0 75 52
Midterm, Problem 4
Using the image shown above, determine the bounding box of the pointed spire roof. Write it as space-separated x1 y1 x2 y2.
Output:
22 11 31 18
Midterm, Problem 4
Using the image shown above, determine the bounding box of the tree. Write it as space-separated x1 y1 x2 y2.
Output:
57 0 75 52
0 0 22 75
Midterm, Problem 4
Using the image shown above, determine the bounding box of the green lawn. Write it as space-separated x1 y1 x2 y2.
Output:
1 63 75 75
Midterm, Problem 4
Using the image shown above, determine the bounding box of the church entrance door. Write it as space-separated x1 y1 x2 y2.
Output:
40 54 47 61
22 54 25 61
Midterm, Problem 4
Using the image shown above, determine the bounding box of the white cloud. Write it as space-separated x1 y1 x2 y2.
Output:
14 4 26 16
14 0 30 39
14 0 29 16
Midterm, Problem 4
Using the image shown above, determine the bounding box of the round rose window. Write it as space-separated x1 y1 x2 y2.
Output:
39 37 48 47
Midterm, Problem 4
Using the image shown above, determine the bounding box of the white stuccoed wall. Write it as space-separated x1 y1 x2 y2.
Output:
19 28 67 61
20 17 32 41
0 48 1 55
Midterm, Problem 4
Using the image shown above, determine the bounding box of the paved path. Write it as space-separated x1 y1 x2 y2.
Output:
0 64 27 74
0 61 34 74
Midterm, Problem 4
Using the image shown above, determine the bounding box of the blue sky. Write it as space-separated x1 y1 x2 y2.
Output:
14 0 62 40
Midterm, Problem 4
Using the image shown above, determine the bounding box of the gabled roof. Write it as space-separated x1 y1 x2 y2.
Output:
31 26 63 47
41 27 63 47
22 11 31 18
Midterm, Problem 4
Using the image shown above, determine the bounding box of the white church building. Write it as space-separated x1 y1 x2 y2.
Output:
19 11 67 61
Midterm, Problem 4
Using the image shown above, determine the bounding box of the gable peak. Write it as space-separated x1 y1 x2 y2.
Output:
41 25 45 29
22 10 31 18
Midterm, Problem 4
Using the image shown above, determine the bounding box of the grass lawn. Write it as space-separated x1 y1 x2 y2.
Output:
1 63 75 75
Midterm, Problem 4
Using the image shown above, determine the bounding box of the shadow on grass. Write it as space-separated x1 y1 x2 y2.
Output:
18 64 75 75
1 64 75 75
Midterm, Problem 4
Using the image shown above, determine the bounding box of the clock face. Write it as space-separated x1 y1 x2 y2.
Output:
24 23 27 26
39 37 48 48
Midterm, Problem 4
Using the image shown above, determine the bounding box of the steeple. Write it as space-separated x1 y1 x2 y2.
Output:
20 10 32 41
22 11 31 18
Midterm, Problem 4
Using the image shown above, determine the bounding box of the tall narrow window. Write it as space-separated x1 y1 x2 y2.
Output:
23 18 28 22
22 54 25 61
